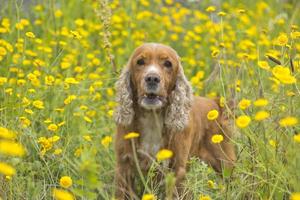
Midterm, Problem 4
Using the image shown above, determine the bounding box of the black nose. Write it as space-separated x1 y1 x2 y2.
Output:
145 74 160 85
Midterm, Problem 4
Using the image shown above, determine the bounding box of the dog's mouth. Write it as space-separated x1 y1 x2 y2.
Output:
140 93 166 110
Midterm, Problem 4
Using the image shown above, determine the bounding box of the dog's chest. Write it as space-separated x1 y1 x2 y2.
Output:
138 113 163 157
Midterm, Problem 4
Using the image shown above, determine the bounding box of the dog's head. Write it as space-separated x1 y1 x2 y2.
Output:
114 43 193 132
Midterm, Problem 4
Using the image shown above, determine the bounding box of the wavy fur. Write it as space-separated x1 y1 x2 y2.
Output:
165 66 193 132
114 67 134 126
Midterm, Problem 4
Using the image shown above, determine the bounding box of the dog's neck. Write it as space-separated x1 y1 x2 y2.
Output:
135 108 165 157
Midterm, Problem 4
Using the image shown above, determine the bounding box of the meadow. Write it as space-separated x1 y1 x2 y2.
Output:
0 0 299 199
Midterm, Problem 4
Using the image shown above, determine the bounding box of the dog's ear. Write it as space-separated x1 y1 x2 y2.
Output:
165 63 193 133
114 67 134 126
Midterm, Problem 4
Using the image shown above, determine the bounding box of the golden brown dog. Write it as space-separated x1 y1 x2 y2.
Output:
114 43 236 199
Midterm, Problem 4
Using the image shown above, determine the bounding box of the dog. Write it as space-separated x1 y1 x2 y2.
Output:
114 43 236 199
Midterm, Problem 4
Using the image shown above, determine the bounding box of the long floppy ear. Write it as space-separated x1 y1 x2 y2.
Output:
114 67 134 126
165 64 193 133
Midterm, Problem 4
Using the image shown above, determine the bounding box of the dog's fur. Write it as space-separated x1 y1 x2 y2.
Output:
114 43 236 199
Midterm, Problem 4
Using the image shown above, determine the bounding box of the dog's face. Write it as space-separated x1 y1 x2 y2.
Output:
115 43 192 131
128 43 180 110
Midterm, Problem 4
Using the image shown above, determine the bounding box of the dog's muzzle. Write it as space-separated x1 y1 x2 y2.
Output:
140 74 165 110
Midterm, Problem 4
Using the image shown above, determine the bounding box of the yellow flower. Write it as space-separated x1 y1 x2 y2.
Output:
290 192 300 200
238 98 251 110
254 111 270 121
211 134 224 144
74 148 82 157
199 194 211 200
218 11 226 16
48 124 58 132
25 32 36 38
0 140 25 156
257 61 270 70
207 109 219 120
272 65 296 84
0 127 16 139
293 134 300 143
219 96 225 108
59 176 73 188
124 132 140 140
70 30 82 39
52 188 74 200
64 95 77 105
64 77 79 84
156 149 173 161
211 49 220 57
276 33 288 46
54 9 63 18
279 117 298 127
207 180 215 188
142 194 156 200
269 139 277 147
33 100 45 109
101 136 113 148
53 148 63 155
83 135 92 142
206 6 216 12
84 116 92 123
236 115 251 128
253 98 268 107
0 162 16 176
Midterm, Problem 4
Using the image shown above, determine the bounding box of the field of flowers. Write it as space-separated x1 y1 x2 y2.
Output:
0 0 299 199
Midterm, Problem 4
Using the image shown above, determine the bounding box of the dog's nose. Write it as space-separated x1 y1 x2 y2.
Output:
145 74 160 85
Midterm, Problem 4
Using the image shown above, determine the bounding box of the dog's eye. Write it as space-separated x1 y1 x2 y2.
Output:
137 59 145 65
164 60 172 68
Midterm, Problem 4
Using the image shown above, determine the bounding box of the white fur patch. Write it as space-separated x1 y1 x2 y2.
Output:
146 65 160 74
139 112 163 157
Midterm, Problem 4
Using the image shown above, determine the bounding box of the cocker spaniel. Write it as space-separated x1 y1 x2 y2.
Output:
114 43 236 199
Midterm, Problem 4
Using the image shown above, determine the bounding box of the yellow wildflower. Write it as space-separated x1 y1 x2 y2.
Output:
53 148 63 155
59 176 73 188
156 149 173 161
48 124 58 132
33 100 45 109
0 162 16 176
238 98 251 110
269 139 277 147
0 127 16 139
124 132 140 140
83 135 92 142
290 193 300 200
211 134 224 144
0 140 25 156
64 95 77 105
25 32 36 38
253 98 268 107
199 194 211 200
54 10 63 18
276 33 288 46
211 49 220 57
207 109 219 120
293 134 300 143
83 116 92 123
52 188 74 200
272 65 296 84
101 136 113 148
257 61 270 70
236 115 251 128
64 77 78 84
254 111 270 121
279 117 298 127
206 6 216 12
142 194 156 200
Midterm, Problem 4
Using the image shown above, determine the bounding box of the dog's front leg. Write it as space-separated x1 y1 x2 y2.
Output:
114 126 137 200
168 130 193 199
